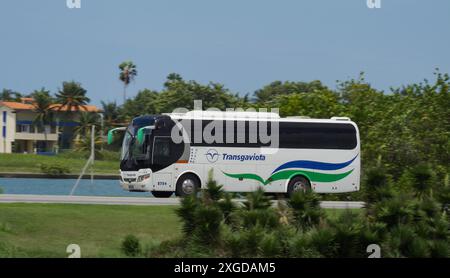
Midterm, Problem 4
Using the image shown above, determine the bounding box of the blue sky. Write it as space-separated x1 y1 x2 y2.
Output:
1 0 449 106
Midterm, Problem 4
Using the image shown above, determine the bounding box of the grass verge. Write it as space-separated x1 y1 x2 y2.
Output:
0 203 181 258
0 153 118 175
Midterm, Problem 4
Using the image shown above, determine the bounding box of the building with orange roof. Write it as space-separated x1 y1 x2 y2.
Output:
0 98 101 154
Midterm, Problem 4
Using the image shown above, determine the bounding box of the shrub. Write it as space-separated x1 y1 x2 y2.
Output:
40 163 70 176
370 193 416 229
57 150 120 161
218 193 238 225
192 205 223 246
239 209 280 230
306 226 338 258
176 173 226 247
259 232 283 257
288 190 324 230
151 173 450 258
436 173 450 211
328 210 370 257
243 188 272 210
288 233 322 258
384 224 430 258
363 166 393 203
121 234 141 257
410 163 435 197
176 195 199 236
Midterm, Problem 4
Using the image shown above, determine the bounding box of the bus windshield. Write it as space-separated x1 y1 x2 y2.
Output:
120 125 152 161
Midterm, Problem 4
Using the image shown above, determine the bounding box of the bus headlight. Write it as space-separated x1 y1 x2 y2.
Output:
137 174 151 182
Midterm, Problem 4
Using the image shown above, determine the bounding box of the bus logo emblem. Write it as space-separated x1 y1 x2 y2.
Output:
205 149 220 163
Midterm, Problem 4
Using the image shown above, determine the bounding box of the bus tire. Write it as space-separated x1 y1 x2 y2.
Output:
176 173 200 197
287 176 311 197
152 191 173 198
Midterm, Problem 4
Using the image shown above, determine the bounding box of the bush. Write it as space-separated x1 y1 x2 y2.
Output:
57 149 120 161
363 166 393 203
149 173 450 258
40 163 70 176
288 190 324 230
410 163 435 197
121 234 141 257
192 205 223 246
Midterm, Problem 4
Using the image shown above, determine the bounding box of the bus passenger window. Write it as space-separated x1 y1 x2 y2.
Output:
153 137 171 163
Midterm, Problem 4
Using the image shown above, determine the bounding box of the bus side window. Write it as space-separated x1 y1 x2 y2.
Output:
153 137 171 164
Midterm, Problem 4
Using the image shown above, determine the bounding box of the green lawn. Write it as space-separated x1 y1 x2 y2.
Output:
0 153 118 175
0 203 181 258
0 201 362 258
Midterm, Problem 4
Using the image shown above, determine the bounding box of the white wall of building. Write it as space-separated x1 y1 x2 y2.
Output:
0 106 16 153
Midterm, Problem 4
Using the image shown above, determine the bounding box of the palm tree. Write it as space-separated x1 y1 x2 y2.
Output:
31 89 54 150
0 89 22 101
101 101 120 128
1 89 14 101
119 61 137 104
74 129 102 157
55 81 90 113
73 112 99 137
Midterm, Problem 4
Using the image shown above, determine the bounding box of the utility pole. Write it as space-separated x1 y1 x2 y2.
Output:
90 124 95 184
70 125 95 195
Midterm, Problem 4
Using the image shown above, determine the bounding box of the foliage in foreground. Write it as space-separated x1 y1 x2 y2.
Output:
40 163 70 176
121 234 142 257
148 171 450 258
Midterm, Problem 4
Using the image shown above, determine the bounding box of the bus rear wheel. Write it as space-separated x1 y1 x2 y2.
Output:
152 191 173 198
287 176 311 197
176 174 200 197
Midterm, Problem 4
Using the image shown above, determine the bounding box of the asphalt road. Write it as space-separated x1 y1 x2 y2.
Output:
0 194 365 209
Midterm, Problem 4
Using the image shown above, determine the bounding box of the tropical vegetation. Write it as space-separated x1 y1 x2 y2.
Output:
146 169 449 258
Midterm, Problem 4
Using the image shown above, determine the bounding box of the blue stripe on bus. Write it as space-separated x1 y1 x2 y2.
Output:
271 154 358 174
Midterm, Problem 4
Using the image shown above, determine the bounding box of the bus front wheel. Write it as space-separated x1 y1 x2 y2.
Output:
176 174 200 197
287 176 311 197
152 191 173 198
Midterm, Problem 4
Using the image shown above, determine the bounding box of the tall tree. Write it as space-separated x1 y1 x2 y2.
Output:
253 80 328 104
119 61 137 104
31 88 54 145
55 81 90 112
101 101 120 128
0 89 22 101
73 112 99 137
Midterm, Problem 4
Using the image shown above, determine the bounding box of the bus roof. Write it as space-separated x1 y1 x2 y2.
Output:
164 110 353 124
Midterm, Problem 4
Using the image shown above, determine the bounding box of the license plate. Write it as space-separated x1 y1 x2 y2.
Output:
129 185 134 190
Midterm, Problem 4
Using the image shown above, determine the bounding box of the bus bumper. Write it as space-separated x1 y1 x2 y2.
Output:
120 169 153 192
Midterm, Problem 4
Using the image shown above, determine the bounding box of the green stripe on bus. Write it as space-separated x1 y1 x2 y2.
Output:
222 172 266 184
223 169 354 185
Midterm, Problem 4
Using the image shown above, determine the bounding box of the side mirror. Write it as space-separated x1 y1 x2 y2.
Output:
137 128 145 144
107 130 114 145
136 126 154 144
107 127 127 144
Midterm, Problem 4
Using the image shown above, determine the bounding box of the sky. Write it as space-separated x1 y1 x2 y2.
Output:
0 0 449 106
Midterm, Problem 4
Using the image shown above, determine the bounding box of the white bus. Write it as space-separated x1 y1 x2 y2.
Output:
108 111 360 198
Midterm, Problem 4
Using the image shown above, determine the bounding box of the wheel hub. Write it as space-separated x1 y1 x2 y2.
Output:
293 181 306 192
182 179 195 194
